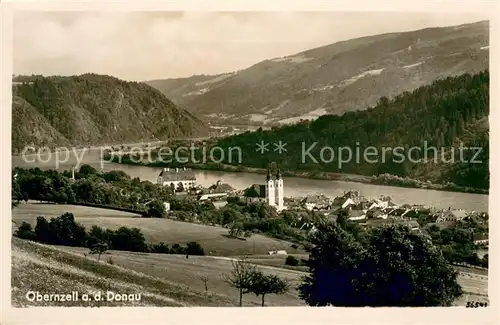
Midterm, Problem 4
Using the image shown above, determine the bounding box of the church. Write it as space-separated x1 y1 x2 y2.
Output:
242 168 285 211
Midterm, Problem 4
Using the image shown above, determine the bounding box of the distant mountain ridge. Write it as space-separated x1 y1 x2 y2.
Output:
12 74 208 153
146 20 489 125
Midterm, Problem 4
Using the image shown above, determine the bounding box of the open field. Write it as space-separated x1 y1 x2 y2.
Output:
12 203 305 256
11 238 489 307
13 201 142 219
11 238 304 307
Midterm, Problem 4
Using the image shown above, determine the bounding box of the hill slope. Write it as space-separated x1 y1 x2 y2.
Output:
146 21 489 125
11 74 208 153
11 238 487 307
214 70 489 190
11 237 305 307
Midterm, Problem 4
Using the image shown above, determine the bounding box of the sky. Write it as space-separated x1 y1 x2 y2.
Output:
13 11 490 81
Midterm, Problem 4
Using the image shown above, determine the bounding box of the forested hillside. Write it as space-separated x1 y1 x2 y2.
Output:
11 74 208 153
215 71 489 190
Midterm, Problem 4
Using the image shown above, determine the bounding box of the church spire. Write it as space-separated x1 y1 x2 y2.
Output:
266 167 272 182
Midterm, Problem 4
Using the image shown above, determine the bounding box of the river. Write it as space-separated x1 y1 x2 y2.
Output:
12 149 489 212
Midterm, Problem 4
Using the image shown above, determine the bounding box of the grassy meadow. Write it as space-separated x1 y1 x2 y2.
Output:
12 203 305 256
11 238 305 307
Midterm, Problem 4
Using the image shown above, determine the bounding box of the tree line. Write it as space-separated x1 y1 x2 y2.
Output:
12 165 173 212
14 213 205 256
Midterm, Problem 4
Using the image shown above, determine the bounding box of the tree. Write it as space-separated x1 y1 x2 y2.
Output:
14 222 37 240
200 276 209 293
299 222 463 306
250 271 289 306
285 255 299 266
147 200 166 218
185 241 205 256
223 257 258 306
481 254 488 268
229 222 243 238
89 241 108 261
78 164 98 177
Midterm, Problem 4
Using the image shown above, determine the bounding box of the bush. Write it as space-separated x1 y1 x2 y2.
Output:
150 242 170 254
14 222 37 241
285 255 300 266
185 241 205 256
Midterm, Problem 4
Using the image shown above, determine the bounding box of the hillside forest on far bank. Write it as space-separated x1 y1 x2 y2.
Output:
213 71 489 191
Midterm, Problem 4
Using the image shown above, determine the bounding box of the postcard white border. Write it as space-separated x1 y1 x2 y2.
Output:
1 1 498 325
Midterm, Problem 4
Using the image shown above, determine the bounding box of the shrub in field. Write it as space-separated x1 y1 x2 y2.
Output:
150 242 171 254
111 226 148 252
14 222 37 241
249 271 289 306
285 255 299 266
89 242 108 261
185 241 205 256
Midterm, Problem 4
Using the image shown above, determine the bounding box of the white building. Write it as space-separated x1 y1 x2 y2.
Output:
242 168 285 211
157 167 196 191
266 168 285 212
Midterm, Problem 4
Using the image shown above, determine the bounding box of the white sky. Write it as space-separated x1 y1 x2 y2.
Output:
13 11 490 81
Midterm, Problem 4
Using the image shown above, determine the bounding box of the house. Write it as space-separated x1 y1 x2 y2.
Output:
242 184 267 203
366 209 385 219
367 199 396 210
473 233 489 245
348 209 367 221
387 207 407 217
157 167 196 191
268 250 287 256
332 190 364 207
399 220 420 231
212 200 228 209
341 198 356 209
436 209 468 223
208 180 235 194
198 192 228 201
302 193 330 211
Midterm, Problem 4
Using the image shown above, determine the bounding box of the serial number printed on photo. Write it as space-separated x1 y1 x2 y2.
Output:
25 291 142 302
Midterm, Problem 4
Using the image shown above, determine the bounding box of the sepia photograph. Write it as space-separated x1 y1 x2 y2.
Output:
3 1 497 322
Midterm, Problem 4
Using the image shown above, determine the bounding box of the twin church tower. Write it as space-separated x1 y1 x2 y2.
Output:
265 168 285 211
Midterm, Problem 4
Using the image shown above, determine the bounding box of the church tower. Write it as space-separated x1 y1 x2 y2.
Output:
275 168 284 211
265 168 275 206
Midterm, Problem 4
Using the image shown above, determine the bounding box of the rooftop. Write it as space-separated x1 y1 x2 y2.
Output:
243 184 266 198
158 167 196 181
208 180 235 193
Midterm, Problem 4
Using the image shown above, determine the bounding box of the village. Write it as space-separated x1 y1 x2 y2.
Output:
156 167 490 250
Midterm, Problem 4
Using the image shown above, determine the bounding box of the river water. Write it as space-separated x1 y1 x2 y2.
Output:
12 149 489 212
